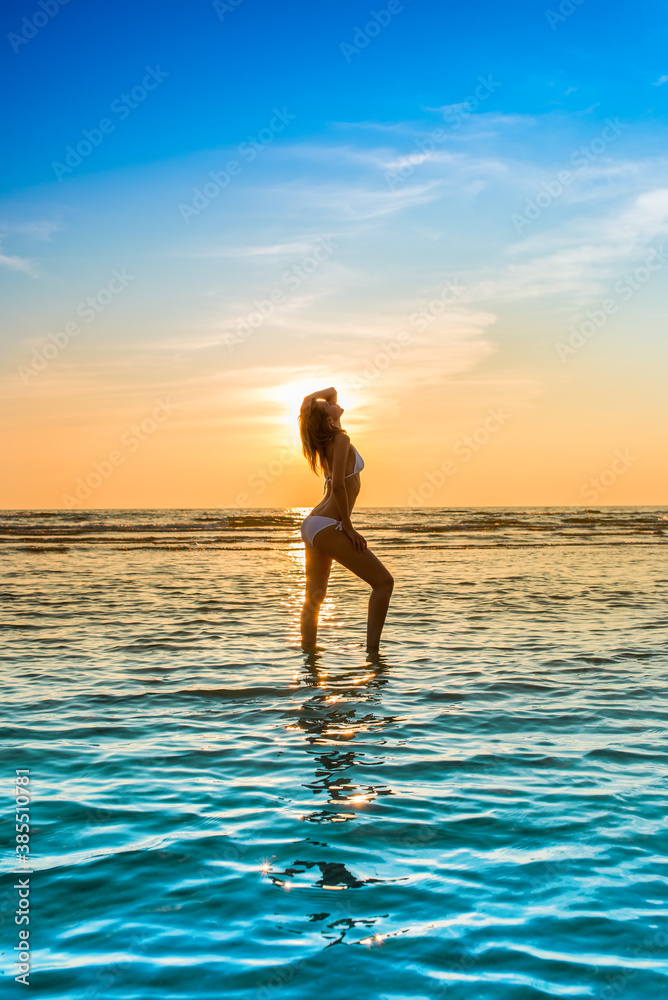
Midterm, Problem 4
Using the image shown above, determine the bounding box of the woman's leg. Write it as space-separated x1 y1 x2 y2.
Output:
301 542 332 647
312 527 394 649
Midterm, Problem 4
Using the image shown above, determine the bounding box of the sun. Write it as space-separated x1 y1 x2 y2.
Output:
265 379 319 415
265 378 365 428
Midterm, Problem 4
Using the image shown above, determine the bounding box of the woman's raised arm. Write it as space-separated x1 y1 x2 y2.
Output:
300 386 337 411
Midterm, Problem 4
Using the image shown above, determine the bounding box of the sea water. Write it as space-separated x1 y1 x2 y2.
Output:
1 507 667 999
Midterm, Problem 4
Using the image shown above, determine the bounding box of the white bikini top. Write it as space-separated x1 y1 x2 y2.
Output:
324 445 364 488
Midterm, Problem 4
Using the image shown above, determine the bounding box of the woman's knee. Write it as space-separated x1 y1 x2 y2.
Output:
373 572 394 593
305 584 327 607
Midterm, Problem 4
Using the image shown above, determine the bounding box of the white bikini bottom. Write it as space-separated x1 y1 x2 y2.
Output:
300 515 344 547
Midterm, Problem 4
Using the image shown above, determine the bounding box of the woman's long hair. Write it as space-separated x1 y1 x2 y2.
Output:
299 400 342 478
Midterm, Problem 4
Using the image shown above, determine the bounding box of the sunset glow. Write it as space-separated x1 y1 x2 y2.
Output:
2 2 666 509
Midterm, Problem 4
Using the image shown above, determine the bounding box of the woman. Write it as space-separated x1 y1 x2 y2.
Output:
298 386 394 651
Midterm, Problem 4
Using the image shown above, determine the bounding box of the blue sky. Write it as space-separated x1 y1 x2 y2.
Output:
1 0 667 507
2 0 666 189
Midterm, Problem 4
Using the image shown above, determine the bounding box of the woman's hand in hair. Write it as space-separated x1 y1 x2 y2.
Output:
301 386 337 411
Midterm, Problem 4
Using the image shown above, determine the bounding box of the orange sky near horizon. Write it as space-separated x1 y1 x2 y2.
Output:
3 346 666 509
3 90 668 509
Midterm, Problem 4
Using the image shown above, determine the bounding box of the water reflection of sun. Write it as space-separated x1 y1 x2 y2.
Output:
285 508 310 567
283 507 346 650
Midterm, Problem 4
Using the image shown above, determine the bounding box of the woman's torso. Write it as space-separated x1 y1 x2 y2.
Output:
308 440 362 518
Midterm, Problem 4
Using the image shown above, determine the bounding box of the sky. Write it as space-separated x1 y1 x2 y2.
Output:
1 0 667 509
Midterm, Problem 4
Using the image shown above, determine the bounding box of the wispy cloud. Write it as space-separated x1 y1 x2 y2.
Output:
2 220 60 242
332 119 421 135
0 218 61 277
0 247 38 276
263 176 443 221
167 239 331 259
459 187 668 305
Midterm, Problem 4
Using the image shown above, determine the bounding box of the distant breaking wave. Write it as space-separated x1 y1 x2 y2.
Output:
1 507 666 551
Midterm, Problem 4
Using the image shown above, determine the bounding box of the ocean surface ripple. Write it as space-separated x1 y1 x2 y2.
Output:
1 507 667 999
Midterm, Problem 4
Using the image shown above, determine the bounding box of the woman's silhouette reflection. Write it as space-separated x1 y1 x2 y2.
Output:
261 648 408 947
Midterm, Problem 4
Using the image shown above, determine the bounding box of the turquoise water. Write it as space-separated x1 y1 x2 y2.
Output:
1 507 668 999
